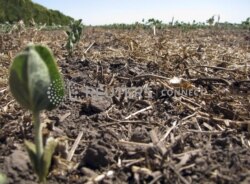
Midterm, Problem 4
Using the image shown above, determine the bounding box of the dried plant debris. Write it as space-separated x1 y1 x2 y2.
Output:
0 27 250 184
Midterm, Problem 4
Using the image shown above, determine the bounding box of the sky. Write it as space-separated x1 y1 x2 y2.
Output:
32 0 250 25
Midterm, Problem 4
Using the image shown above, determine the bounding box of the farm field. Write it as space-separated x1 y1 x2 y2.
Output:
0 27 250 184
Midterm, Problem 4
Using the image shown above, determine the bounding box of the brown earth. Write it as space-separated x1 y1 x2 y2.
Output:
0 27 250 184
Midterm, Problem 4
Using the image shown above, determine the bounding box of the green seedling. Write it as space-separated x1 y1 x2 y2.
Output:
66 19 84 55
9 44 65 183
0 173 6 184
145 18 163 35
242 17 250 29
207 16 215 26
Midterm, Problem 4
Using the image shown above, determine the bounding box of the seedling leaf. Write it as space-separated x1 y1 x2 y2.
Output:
41 138 58 180
9 45 65 112
24 141 40 175
0 173 6 184
9 48 51 112
32 45 65 110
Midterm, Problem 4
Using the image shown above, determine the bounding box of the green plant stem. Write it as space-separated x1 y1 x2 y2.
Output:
33 111 43 166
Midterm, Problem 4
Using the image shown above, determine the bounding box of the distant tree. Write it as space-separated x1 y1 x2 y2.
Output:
0 0 73 25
